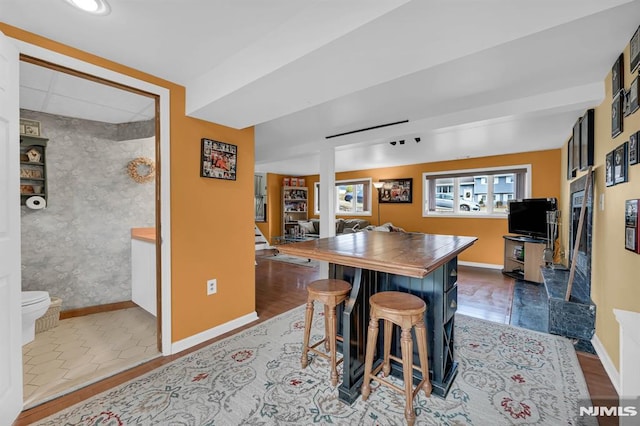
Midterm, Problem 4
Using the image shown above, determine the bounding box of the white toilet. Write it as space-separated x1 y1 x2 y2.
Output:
22 291 51 345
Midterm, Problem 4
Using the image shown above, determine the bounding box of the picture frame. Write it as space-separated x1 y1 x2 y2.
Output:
580 109 594 170
378 178 412 203
20 118 41 137
200 138 237 180
630 131 639 166
605 150 615 187
629 76 639 115
612 53 624 95
630 25 640 74
614 142 628 185
625 199 640 253
612 93 623 138
567 137 576 180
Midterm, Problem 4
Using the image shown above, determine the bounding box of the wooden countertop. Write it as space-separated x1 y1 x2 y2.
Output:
131 227 156 243
277 231 477 278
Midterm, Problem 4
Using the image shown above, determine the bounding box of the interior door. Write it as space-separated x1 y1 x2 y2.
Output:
0 31 23 423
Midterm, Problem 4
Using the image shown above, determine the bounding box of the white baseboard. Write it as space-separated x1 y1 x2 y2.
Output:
591 334 620 395
459 260 503 270
171 311 259 354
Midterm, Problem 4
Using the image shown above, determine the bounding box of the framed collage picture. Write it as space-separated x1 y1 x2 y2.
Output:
200 138 237 180
378 178 412 203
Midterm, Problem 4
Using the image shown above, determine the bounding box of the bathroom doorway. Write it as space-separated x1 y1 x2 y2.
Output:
19 56 162 408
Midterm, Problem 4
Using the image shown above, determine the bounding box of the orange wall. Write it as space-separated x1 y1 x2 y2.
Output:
2 24 256 342
303 149 561 265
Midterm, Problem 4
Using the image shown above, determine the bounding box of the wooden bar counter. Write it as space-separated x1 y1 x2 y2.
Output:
277 231 477 404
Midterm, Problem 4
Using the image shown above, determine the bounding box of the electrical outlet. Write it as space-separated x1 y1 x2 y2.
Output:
207 279 217 295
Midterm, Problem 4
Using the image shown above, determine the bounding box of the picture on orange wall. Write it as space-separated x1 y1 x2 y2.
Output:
200 138 237 181
629 76 639 115
379 178 412 203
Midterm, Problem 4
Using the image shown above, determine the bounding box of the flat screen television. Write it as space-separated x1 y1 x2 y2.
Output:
508 198 557 239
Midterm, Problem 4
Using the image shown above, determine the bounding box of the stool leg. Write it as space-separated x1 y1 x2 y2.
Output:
301 300 314 368
382 319 393 377
327 305 339 386
415 321 432 397
361 315 379 401
323 304 331 352
401 327 416 426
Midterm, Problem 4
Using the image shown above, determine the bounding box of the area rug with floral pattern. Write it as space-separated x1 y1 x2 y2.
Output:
35 304 594 425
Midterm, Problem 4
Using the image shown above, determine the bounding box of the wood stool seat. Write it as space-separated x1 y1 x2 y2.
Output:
361 291 432 426
301 279 352 387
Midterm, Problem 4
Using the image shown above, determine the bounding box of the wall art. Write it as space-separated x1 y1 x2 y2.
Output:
612 93 623 138
630 131 639 166
605 150 615 187
200 138 237 180
614 142 628 184
378 178 412 203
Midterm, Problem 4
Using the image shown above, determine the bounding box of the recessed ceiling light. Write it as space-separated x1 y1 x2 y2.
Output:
64 0 111 15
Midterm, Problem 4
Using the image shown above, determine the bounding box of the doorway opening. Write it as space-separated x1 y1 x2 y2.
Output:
19 55 162 408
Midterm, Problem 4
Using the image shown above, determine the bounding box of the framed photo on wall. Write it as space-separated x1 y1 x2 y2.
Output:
629 76 639 115
612 53 624 95
580 109 594 170
614 142 628 184
605 150 615 187
378 178 412 203
630 25 640 74
630 131 639 166
200 138 237 180
567 137 576 180
612 93 623 138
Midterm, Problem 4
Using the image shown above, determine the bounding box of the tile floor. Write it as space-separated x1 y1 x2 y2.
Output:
22 307 161 409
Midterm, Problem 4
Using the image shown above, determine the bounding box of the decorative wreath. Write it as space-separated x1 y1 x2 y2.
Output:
127 157 156 183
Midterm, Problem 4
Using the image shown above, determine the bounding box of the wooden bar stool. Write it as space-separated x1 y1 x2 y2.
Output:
301 279 352 387
361 291 432 426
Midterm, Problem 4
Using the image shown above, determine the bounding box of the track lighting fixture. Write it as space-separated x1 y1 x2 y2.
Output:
389 141 397 146
399 140 405 145
415 137 421 143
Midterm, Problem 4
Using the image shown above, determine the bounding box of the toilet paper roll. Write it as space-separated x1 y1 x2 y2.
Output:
25 196 46 210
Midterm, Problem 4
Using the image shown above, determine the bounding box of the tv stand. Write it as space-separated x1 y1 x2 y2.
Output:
502 235 546 284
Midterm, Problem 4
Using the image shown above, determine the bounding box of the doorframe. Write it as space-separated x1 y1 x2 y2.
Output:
11 38 173 355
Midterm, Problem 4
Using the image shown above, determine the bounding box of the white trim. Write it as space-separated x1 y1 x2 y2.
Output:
171 311 259 354
314 177 374 216
422 164 532 218
459 261 503 270
591 333 620 395
423 164 533 178
12 39 174 355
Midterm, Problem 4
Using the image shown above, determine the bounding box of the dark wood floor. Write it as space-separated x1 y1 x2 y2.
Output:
14 249 618 425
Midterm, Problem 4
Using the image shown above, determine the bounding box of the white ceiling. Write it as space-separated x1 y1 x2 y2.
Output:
3 0 640 175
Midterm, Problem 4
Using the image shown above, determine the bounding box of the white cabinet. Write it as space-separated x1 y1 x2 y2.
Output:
131 228 156 316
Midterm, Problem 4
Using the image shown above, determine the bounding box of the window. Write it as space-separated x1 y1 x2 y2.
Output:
423 165 530 216
314 178 373 215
